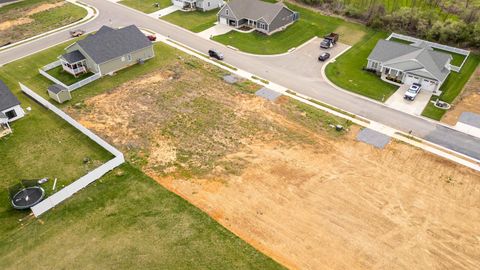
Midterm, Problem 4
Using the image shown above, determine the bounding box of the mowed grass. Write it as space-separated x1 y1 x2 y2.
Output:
46 66 94 86
119 0 171 13
0 164 284 270
433 48 467 67
162 10 219 33
0 38 179 106
421 54 480 120
325 31 398 101
0 0 87 46
212 3 368 55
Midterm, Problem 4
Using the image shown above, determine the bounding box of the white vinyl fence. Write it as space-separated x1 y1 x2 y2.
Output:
20 83 125 217
39 60 101 91
386 33 470 72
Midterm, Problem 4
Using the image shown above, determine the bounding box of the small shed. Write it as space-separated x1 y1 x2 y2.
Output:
48 84 71 104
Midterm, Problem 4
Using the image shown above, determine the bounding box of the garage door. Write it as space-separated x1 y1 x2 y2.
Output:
421 79 437 92
219 17 227 25
405 74 420 85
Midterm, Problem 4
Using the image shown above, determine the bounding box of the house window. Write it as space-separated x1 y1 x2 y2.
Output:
207 2 210 7
226 9 229 15
5 110 17 119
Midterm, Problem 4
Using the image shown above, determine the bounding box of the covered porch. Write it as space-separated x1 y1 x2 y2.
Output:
381 66 406 84
59 50 88 77
0 113 12 138
180 0 196 11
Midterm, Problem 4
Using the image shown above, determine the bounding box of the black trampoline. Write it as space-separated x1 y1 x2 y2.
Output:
11 186 45 210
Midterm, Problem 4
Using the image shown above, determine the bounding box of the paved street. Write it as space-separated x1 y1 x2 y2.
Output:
1 0 479 161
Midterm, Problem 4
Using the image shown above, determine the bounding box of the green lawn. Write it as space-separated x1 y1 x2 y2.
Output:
162 10 218 33
0 164 284 270
421 54 480 120
212 3 368 55
325 31 399 101
119 0 171 13
46 66 94 86
0 38 179 106
0 0 87 46
432 48 467 67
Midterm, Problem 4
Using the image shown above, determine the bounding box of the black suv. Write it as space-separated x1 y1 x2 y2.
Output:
318 52 330 62
208 49 224 60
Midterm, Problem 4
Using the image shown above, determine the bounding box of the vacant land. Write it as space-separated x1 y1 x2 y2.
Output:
162 10 218 33
0 164 284 270
442 66 480 125
0 0 87 46
68 53 480 270
326 31 399 101
212 3 368 55
119 0 171 13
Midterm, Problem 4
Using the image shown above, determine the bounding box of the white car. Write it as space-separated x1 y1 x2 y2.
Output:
404 83 421 101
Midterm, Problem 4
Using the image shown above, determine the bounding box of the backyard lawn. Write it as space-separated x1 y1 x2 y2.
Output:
0 164 284 270
119 0 171 13
325 31 399 101
212 3 368 55
421 54 480 120
46 66 94 86
433 48 467 67
162 10 218 33
0 0 87 46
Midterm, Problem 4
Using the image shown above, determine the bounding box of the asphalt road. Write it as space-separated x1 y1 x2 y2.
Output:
1 0 479 161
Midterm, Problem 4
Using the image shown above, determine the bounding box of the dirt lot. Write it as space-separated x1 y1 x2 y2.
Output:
68 58 480 270
442 67 480 125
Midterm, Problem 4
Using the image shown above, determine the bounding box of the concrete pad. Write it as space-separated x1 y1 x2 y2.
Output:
255 87 282 101
385 85 432 116
198 24 232 39
356 128 391 149
455 112 480 138
223 74 238 84
148 5 180 18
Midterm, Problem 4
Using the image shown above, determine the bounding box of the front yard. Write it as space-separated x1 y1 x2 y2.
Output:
325 31 399 101
0 0 87 46
212 3 368 55
162 10 218 33
119 0 171 13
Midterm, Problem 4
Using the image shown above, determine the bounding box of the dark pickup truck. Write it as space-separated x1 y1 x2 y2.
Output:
320 33 339 49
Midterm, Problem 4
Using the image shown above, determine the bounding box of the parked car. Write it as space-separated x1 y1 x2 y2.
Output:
404 83 421 101
147 35 157 41
320 33 339 49
208 49 224 60
318 52 331 61
69 29 85 38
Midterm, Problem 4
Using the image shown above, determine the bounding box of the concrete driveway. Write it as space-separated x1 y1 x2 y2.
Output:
198 23 232 39
385 85 433 116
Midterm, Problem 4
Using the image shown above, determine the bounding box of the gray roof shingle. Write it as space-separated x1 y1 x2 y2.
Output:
0 80 21 112
368 40 452 82
48 84 68 94
60 50 86 64
226 0 290 24
76 25 152 64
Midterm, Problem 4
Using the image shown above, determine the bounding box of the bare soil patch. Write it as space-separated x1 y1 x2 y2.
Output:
0 17 32 31
25 2 65 16
443 67 480 125
69 59 480 270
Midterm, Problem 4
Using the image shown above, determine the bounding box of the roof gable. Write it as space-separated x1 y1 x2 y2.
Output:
225 0 290 24
0 80 21 112
75 25 152 64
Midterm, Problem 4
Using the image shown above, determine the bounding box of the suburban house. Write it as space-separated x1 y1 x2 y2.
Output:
0 80 25 136
217 0 299 35
59 25 154 77
172 0 223 11
367 40 453 92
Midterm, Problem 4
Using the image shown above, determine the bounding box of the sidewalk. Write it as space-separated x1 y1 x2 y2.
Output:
148 5 180 18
